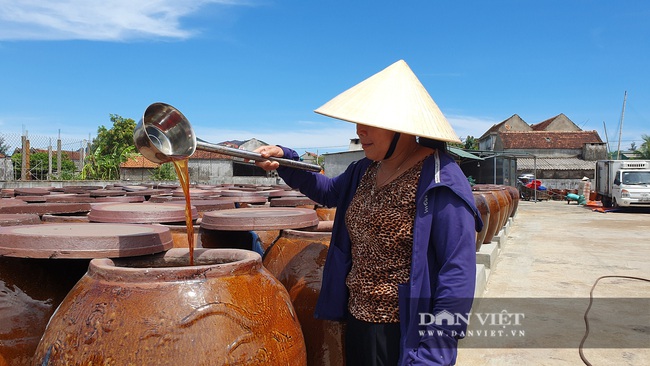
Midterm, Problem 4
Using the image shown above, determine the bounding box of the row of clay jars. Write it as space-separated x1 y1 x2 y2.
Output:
0 219 307 364
2 191 310 365
472 185 519 251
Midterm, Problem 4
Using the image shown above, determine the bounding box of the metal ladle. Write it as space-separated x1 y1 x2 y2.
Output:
133 102 323 172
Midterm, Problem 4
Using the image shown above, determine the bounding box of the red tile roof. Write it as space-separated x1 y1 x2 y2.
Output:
499 131 603 149
190 150 232 160
120 155 160 168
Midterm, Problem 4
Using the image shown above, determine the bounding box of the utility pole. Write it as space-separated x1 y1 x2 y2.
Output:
616 91 627 160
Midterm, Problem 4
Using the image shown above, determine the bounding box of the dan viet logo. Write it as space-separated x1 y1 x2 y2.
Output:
418 310 526 338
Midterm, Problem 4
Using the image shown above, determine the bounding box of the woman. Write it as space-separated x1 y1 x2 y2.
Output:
255 60 482 366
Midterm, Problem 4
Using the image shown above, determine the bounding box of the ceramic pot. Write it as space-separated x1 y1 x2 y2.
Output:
472 193 490 251
473 185 510 235
504 186 520 217
263 228 345 366
33 248 306 365
473 191 499 244
0 223 172 366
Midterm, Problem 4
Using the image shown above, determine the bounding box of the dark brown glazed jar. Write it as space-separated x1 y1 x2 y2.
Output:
472 191 499 244
473 185 510 235
263 227 345 366
33 248 306 365
0 223 172 366
472 193 490 251
503 186 520 217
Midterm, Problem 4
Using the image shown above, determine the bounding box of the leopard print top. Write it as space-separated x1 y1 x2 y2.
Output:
345 158 424 323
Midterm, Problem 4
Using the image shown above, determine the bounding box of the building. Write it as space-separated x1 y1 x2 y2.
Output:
120 155 161 181
477 114 607 189
119 138 278 185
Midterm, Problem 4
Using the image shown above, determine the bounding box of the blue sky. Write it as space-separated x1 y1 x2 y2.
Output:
1 0 648 157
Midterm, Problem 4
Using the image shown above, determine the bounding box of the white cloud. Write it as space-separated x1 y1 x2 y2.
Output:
195 122 355 155
447 114 499 140
0 0 250 41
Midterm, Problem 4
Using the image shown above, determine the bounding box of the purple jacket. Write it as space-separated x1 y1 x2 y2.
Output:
277 147 482 365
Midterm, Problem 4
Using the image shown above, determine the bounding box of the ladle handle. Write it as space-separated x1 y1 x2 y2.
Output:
196 140 323 172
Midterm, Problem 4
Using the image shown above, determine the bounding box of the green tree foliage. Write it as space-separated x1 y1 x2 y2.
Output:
634 134 650 159
449 136 479 150
0 136 10 156
11 151 76 180
82 114 137 180
92 114 136 156
464 136 479 150
150 162 177 181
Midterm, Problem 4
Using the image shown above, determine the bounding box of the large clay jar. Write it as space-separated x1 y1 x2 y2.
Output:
473 191 499 244
474 185 509 235
33 248 307 365
263 226 345 366
0 223 172 366
472 193 490 252
504 186 520 217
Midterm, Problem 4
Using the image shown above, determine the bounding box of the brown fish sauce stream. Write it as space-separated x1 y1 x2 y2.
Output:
171 158 195 266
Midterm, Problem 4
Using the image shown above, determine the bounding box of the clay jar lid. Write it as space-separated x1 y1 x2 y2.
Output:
89 189 127 197
268 190 306 198
16 195 48 203
88 203 198 224
171 188 215 198
45 194 96 203
270 196 317 207
166 199 235 213
212 196 268 205
217 190 267 197
201 207 319 231
13 187 51 196
0 213 41 226
0 223 173 258
95 196 145 203
0 202 91 215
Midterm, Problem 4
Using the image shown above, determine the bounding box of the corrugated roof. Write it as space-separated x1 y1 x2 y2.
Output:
499 131 603 149
517 157 596 171
448 147 483 160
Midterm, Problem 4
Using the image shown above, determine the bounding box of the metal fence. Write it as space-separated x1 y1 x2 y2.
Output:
0 131 93 181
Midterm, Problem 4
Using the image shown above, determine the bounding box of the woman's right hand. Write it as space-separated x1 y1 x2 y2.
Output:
253 145 285 171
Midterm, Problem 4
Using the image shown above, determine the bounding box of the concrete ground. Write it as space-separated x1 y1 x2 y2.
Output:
457 200 650 366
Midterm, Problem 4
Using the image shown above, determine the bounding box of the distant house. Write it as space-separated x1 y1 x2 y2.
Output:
120 155 160 181
476 114 607 188
120 138 273 184
300 152 318 165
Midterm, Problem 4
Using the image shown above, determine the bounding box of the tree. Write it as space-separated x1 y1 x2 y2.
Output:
0 135 9 156
450 136 479 150
92 114 136 156
464 136 479 150
150 162 177 181
83 114 137 180
634 134 650 159
11 151 76 180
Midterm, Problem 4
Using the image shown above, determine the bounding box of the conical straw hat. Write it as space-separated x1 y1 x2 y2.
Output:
315 60 460 143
